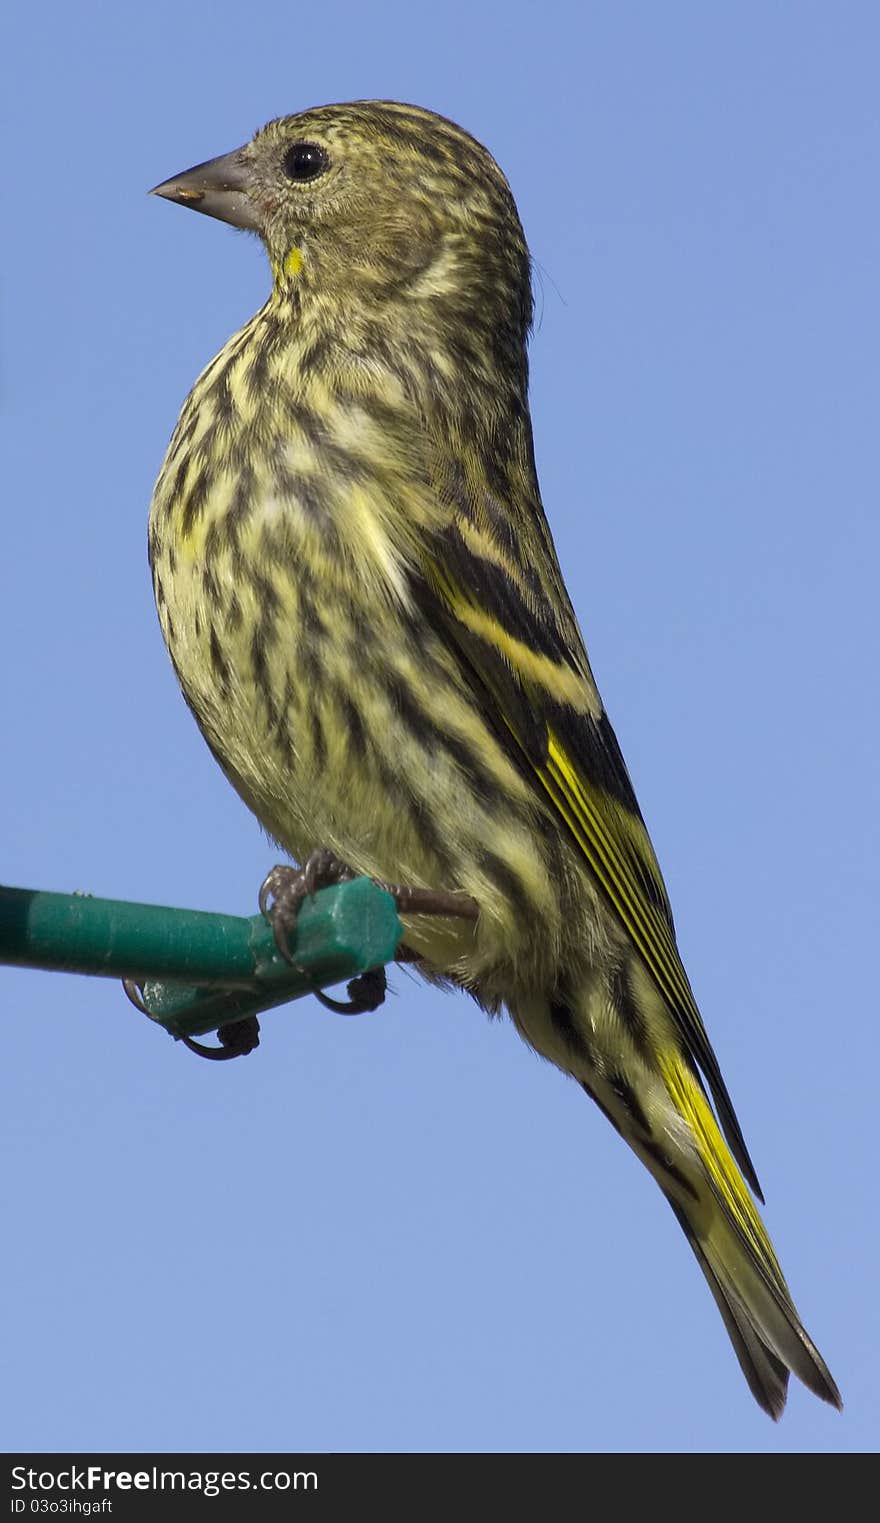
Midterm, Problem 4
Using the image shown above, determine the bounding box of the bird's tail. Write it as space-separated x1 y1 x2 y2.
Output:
652 1055 841 1418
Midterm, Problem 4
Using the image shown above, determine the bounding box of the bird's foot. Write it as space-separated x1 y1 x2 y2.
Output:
259 849 385 1014
259 848 355 962
259 850 480 1015
121 980 261 1060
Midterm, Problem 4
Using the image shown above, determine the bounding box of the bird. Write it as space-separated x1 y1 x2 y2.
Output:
148 100 840 1418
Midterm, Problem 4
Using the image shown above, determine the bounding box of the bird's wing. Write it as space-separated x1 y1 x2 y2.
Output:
413 505 763 1201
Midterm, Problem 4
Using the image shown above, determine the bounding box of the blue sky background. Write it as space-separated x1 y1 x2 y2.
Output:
3 1 877 1455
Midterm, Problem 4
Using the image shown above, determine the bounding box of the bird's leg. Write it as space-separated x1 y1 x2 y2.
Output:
374 883 480 921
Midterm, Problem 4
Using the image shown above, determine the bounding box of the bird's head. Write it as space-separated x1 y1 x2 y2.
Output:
151 100 532 341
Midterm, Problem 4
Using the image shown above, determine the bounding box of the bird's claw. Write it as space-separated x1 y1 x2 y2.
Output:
122 980 261 1058
259 848 355 963
314 965 388 1015
180 1017 262 1060
122 977 150 1015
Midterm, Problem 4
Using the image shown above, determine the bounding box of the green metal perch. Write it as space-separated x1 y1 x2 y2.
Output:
0 878 404 1045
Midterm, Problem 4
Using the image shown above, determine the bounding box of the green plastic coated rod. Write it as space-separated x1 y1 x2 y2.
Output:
0 879 403 1039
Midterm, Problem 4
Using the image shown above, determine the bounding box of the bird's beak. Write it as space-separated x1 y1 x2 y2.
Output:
150 147 260 231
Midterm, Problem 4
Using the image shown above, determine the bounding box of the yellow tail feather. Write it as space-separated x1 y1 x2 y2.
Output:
659 1056 841 1416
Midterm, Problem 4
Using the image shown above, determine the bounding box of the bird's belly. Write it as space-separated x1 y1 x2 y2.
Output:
151 541 575 990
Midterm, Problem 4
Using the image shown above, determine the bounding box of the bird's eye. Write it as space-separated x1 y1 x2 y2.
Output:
282 142 330 183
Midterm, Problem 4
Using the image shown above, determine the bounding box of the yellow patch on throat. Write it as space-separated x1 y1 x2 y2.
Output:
282 246 304 279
